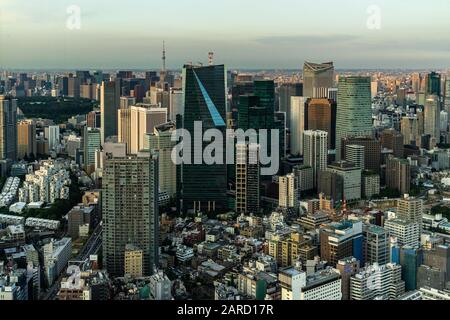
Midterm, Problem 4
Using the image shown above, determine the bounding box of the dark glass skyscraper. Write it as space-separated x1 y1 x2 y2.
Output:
425 72 441 97
178 64 227 213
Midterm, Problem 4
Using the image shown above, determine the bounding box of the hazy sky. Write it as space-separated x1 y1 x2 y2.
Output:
1 0 450 69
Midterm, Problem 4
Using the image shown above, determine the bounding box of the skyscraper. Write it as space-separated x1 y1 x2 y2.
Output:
83 127 101 174
303 62 334 98
380 128 404 159
336 76 373 161
179 64 227 213
385 156 411 195
103 152 159 277
100 80 121 144
279 173 298 209
397 194 424 234
424 95 440 140
17 120 37 160
345 145 365 170
146 122 177 198
425 72 441 97
290 96 307 156
0 96 18 162
235 143 260 214
363 225 390 266
278 83 303 128
45 125 60 151
303 130 328 187
130 105 167 154
305 98 337 150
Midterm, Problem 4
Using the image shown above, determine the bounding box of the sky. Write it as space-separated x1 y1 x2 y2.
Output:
1 0 450 70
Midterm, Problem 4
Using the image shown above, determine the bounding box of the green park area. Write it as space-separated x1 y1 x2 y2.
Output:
17 96 96 124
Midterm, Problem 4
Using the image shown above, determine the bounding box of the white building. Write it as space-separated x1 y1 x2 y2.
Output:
385 219 420 248
279 267 342 300
290 97 307 156
350 263 405 300
149 271 173 300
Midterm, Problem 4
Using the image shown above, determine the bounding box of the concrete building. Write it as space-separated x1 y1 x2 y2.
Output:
350 263 405 300
385 219 420 248
124 244 144 278
279 173 298 209
386 157 411 195
103 152 159 276
235 143 260 214
345 144 365 170
397 195 424 234
290 96 307 156
303 130 328 187
326 161 362 202
17 120 36 160
336 257 360 300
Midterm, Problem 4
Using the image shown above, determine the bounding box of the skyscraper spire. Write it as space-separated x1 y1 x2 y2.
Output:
162 40 166 72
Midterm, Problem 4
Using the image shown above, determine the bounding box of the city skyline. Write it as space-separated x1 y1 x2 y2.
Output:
2 0 450 69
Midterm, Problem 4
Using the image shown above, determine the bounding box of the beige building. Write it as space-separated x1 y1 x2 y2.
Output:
279 173 298 208
17 120 37 159
124 245 144 278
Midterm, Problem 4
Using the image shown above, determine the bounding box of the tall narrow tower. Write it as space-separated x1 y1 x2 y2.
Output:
160 41 167 88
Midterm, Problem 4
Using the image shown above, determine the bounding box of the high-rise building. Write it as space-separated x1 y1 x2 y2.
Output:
0 96 18 162
385 157 411 195
336 76 373 160
399 247 423 291
290 96 307 156
279 173 298 209
17 120 36 160
278 83 303 128
235 143 260 214
178 64 227 213
45 125 60 151
397 195 423 234
401 115 423 146
336 257 360 300
385 219 420 248
445 78 450 110
424 95 440 140
317 170 343 204
117 108 132 154
425 72 441 97
345 144 365 170
350 263 405 300
293 165 314 192
303 62 334 98
124 244 144 278
83 127 101 174
305 98 337 150
326 161 362 202
268 233 315 268
303 130 328 187
130 105 167 154
169 88 184 121
363 225 390 266
417 245 450 290
87 111 101 129
103 152 159 277
100 81 121 144
145 122 177 198
380 128 404 159
320 220 364 266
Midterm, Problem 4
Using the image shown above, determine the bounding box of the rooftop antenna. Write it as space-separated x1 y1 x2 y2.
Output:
208 52 214 66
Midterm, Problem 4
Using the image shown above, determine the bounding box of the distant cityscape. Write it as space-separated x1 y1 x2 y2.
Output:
1 50 450 302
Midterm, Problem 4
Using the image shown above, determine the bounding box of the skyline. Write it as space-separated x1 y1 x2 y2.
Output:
1 0 450 69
